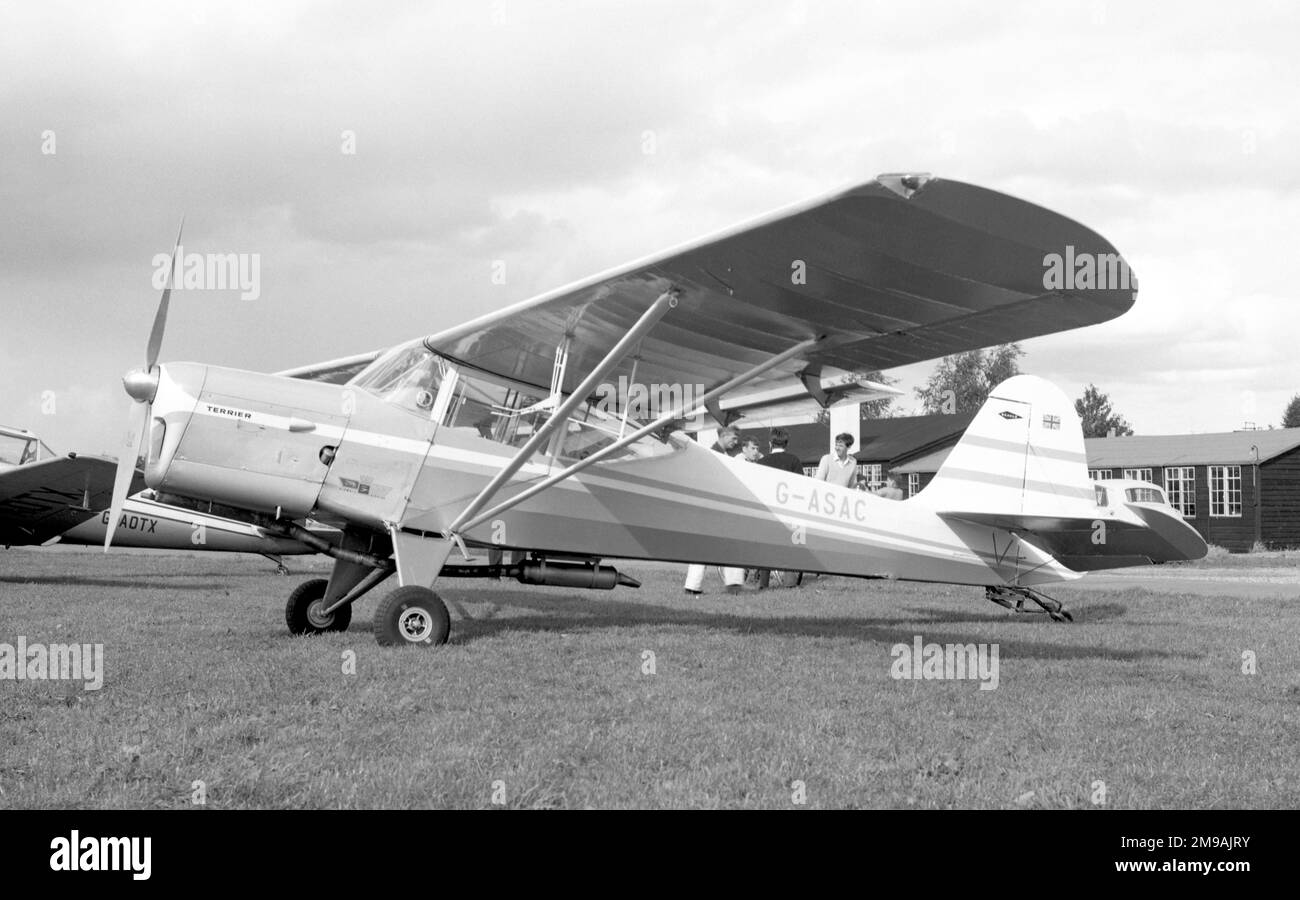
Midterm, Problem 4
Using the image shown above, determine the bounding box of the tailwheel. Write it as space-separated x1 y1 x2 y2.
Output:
374 585 451 647
285 578 352 635
1025 588 1072 622
985 585 1073 622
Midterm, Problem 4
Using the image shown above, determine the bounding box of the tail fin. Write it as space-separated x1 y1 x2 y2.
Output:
920 375 1096 516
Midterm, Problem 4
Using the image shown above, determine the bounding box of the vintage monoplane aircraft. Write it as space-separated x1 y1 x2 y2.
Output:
0 423 325 570
104 174 1206 646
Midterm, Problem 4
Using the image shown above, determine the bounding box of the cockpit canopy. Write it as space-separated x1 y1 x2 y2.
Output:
1125 486 1167 505
1094 478 1169 509
350 340 449 415
0 429 55 467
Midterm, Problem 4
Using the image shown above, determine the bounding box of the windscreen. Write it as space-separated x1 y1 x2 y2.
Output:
351 341 449 416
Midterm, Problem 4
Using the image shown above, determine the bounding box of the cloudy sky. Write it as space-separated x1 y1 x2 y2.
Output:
2 0 1297 454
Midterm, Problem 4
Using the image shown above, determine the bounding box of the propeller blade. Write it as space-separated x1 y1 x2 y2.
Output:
104 400 149 551
145 216 185 370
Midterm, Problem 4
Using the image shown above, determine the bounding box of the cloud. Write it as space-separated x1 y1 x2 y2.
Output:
1 0 1297 452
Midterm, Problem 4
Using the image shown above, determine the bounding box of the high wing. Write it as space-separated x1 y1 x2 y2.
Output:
0 455 141 546
418 174 1136 395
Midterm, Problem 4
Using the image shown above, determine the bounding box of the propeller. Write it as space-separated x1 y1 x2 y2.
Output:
104 218 184 551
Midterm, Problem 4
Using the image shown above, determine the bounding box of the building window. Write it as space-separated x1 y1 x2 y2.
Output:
1208 465 1242 517
1088 468 1112 480
1123 467 1153 482
1163 466 1196 517
907 473 920 497
802 466 819 478
858 463 884 490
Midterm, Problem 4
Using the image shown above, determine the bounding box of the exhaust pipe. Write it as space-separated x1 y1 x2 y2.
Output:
517 560 640 590
279 522 392 571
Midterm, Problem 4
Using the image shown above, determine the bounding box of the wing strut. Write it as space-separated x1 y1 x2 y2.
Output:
451 335 823 536
446 291 678 534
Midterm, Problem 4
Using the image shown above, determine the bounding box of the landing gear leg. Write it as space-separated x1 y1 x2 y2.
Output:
985 585 1073 622
985 586 1025 612
284 532 394 636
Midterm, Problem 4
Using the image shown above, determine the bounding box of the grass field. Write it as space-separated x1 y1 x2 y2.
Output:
2 547 1297 809
1173 545 1300 568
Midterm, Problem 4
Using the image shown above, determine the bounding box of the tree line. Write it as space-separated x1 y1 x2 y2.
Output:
845 346 1300 433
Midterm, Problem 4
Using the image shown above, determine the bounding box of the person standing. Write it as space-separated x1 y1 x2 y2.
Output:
684 426 747 594
755 428 802 473
815 432 859 488
796 432 859 588
752 428 803 589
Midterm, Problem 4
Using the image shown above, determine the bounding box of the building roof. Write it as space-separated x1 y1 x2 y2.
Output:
889 427 1300 475
738 412 975 467
856 412 975 463
1083 429 1300 468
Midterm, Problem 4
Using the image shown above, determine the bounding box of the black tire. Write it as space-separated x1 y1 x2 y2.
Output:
285 578 352 635
373 586 451 647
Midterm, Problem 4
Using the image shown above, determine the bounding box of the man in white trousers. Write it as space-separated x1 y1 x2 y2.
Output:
683 427 747 594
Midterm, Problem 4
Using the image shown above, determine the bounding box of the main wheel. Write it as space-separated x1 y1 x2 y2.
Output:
285 578 352 635
374 586 451 647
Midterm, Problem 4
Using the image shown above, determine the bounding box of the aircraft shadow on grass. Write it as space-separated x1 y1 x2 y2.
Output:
350 587 1197 663
0 574 229 591
899 602 1130 625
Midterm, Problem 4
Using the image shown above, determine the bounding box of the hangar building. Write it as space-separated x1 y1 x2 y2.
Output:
750 417 1300 551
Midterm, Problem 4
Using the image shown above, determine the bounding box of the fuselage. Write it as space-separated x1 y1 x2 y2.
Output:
57 494 315 554
133 347 1204 588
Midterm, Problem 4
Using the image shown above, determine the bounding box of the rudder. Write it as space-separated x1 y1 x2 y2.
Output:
919 375 1095 516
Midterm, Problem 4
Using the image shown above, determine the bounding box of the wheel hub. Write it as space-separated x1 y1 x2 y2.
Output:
306 599 334 629
398 607 432 642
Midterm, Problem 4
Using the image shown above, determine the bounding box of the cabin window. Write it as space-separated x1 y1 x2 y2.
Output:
1163 467 1196 517
441 368 673 462
442 370 547 446
1125 487 1166 504
1088 468 1112 480
0 434 34 466
1094 484 1108 506
1123 468 1153 482
1208 465 1242 517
